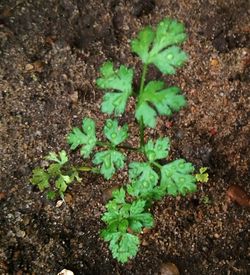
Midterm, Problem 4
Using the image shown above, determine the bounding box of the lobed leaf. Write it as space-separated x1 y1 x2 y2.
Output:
97 61 133 115
104 119 128 146
131 18 188 74
135 81 186 128
129 162 158 185
93 150 125 179
104 231 140 263
67 118 97 158
160 159 197 196
144 137 170 162
30 168 50 191
45 150 68 165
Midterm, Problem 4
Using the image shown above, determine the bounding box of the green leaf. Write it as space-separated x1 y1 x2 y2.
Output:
106 232 140 263
45 150 68 165
93 150 125 179
96 61 133 115
195 167 209 183
127 180 166 201
47 191 56 200
67 118 97 158
30 168 50 191
136 81 186 128
160 159 197 196
131 18 188 74
104 119 128 146
144 137 170 161
129 162 158 186
47 163 61 177
55 175 71 195
112 188 126 204
129 200 154 232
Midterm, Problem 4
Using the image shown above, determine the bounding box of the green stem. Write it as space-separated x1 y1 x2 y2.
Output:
76 166 93 172
152 161 162 170
96 141 111 148
139 119 145 149
117 145 139 151
138 64 148 149
139 64 148 94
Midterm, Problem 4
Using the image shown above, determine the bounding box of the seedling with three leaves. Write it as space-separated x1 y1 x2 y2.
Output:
30 18 208 264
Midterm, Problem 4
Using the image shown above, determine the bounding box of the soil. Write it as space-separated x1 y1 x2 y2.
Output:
0 0 249 274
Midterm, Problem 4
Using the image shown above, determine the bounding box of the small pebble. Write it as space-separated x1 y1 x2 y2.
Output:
0 192 6 200
16 230 26 238
160 262 180 275
64 193 73 205
25 64 34 71
56 200 64 208
57 269 74 275
70 92 78 104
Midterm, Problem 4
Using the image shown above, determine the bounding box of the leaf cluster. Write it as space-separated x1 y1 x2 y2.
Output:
30 150 80 199
30 17 207 265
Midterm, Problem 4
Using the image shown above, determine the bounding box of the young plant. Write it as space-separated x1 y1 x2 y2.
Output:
30 150 79 199
30 18 208 264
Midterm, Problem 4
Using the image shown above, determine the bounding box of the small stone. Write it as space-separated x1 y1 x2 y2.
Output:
57 269 74 275
64 193 73 205
56 200 64 208
16 230 26 238
70 91 78 104
160 262 180 275
25 64 34 71
0 192 6 200
210 58 219 67
23 216 30 226
141 240 149 246
214 233 220 239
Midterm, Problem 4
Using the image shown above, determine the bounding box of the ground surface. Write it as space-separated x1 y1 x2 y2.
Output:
0 0 249 274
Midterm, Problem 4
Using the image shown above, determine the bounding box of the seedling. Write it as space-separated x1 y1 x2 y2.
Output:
30 150 92 199
30 18 208 264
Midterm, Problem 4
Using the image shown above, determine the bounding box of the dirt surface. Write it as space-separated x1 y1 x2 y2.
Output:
0 0 250 274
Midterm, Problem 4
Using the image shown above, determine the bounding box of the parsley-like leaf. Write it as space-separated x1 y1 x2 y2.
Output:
136 81 186 128
160 159 197 196
67 118 97 158
45 150 68 165
101 194 154 263
30 168 50 191
102 231 140 264
129 162 158 185
127 162 164 201
144 137 170 161
104 119 128 146
131 18 188 74
93 150 125 179
96 61 133 115
31 151 81 199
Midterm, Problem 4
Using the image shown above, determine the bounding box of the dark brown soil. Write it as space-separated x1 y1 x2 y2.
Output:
0 0 249 274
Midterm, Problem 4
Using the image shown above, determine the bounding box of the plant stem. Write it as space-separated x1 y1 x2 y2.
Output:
138 64 148 149
152 161 162 170
96 141 111 148
139 119 145 149
139 64 148 94
117 145 139 151
76 166 92 172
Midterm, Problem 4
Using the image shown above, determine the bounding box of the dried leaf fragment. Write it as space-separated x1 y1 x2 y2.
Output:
226 185 250 207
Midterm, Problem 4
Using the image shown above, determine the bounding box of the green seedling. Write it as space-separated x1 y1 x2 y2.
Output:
30 18 208 264
30 150 91 199
195 167 209 183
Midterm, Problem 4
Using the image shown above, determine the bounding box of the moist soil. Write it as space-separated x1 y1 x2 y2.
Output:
0 0 249 274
